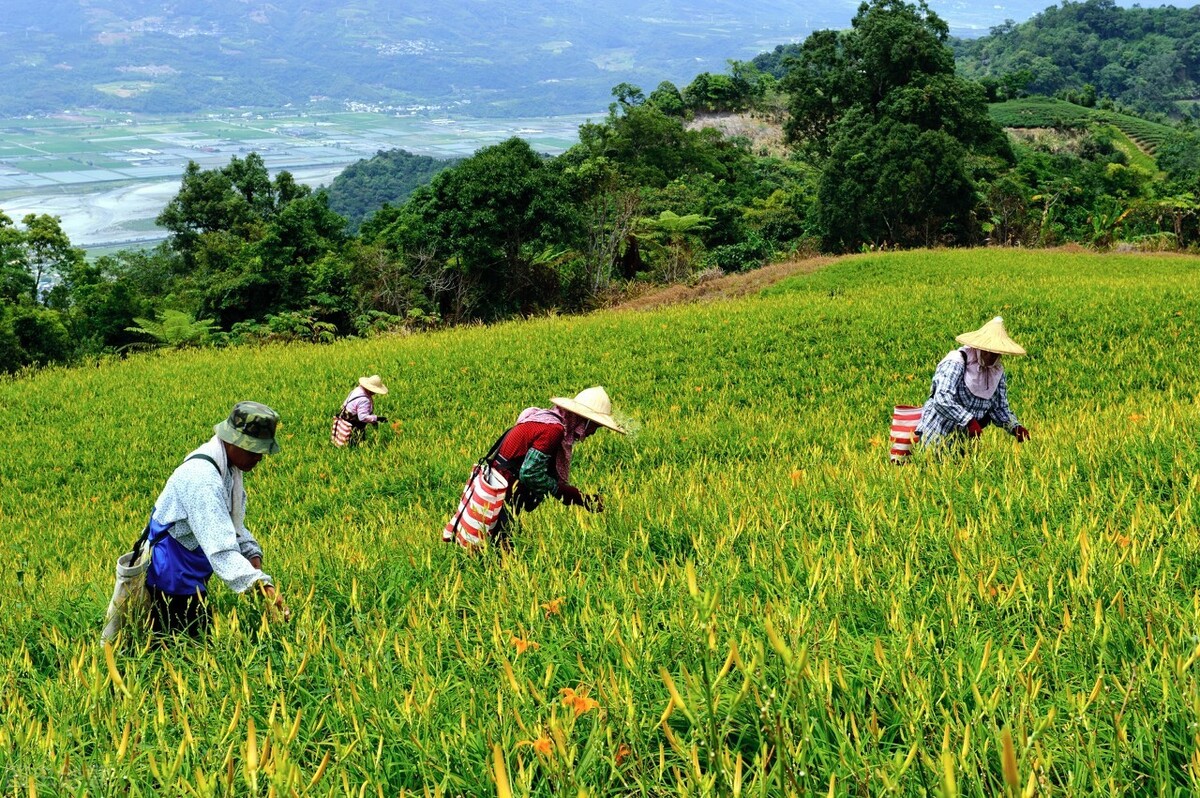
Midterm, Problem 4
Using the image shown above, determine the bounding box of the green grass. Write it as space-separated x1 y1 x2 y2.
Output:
2 250 1199 794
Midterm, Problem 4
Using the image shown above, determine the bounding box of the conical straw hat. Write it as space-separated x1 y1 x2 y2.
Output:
551 386 626 434
359 375 389 395
955 317 1026 356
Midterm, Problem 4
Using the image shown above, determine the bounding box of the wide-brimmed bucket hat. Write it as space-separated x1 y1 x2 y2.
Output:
955 316 1026 356
214 401 282 455
551 386 626 434
359 375 388 395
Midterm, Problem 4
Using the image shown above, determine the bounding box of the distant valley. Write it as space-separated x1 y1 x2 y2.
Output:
1 0 1092 118
0 110 595 250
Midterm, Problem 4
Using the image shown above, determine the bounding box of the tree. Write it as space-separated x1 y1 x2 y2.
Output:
610 83 646 111
634 210 712 283
780 29 853 157
157 154 304 267
373 138 575 322
781 0 1013 249
0 212 34 303
647 81 685 116
20 213 82 304
817 115 975 248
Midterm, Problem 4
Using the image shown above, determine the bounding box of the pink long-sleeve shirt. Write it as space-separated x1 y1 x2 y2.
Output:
342 386 378 423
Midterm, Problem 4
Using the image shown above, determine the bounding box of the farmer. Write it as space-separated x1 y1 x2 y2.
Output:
446 386 626 550
332 375 389 447
140 401 289 635
916 317 1031 447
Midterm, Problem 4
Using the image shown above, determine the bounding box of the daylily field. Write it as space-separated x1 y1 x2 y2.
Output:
1 249 1198 795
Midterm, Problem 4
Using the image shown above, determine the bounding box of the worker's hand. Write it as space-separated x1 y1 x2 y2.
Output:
582 494 605 513
248 555 262 570
261 583 292 622
1012 425 1031 442
965 419 984 438
375 416 389 424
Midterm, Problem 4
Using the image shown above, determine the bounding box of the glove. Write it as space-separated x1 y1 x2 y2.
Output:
1013 425 1030 442
965 419 984 438
374 416 389 424
557 486 603 512
557 485 584 507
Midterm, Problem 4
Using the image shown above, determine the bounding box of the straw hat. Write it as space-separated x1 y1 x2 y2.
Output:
358 375 388 395
551 386 626 434
955 317 1026 356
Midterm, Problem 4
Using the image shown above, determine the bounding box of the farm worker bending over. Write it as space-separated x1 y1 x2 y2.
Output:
143 401 290 635
916 317 1031 446
449 386 626 550
332 374 389 447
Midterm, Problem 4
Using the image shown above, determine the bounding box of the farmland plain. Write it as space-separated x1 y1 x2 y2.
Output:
0 110 596 250
0 249 1198 794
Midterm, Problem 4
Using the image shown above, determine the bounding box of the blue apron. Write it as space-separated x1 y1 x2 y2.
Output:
143 453 222 597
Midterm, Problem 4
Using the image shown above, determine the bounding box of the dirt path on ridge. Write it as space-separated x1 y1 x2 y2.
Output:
613 255 837 312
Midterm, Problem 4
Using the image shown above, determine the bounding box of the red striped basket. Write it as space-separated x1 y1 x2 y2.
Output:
443 465 509 548
889 405 923 463
330 416 354 447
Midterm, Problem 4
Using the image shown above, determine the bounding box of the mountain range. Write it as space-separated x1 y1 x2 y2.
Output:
1 0 1076 117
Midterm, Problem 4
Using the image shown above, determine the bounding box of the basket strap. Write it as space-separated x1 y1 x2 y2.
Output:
132 453 220 558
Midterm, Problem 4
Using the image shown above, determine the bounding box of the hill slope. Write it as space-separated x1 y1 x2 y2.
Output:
2 249 1199 792
989 96 1178 156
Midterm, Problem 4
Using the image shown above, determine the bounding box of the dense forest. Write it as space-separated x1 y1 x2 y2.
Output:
4 0 1200 375
324 150 457 232
954 0 1200 116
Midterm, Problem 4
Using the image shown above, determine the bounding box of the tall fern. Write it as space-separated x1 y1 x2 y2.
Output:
125 310 219 349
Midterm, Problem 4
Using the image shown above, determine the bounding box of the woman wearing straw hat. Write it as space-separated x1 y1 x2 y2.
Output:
916 317 1031 446
332 375 389 447
446 386 626 550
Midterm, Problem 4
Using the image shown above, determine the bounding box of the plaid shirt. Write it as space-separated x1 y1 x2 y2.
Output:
917 348 1019 443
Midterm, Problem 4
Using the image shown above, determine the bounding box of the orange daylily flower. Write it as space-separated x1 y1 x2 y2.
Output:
789 469 804 484
541 597 564 617
1128 413 1146 423
511 636 540 656
518 736 553 756
869 436 882 447
560 687 599 716
615 743 632 766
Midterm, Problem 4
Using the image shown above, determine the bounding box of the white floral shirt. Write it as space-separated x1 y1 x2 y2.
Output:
151 436 272 594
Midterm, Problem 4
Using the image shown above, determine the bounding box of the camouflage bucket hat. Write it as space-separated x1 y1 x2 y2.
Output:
214 401 282 455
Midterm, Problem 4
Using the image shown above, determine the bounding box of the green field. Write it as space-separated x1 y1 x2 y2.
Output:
989 97 1179 156
2 250 1199 794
